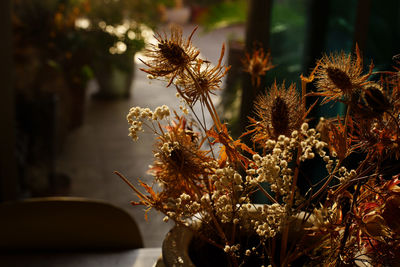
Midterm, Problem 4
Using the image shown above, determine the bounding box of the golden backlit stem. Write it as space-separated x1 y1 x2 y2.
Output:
114 171 150 203
387 111 400 136
301 76 307 111
205 91 223 130
183 66 223 132
343 105 351 152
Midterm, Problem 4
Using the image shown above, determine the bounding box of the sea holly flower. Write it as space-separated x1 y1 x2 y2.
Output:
312 44 373 104
139 25 200 86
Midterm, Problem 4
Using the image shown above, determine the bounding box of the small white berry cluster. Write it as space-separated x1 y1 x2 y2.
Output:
126 105 170 140
238 203 285 239
246 123 335 203
336 167 357 183
211 166 243 223
159 140 179 157
224 243 240 254
163 192 204 225
247 134 297 198
298 123 328 161
254 203 285 239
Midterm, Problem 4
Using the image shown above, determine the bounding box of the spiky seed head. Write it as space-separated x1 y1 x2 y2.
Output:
139 25 200 86
363 84 391 114
314 47 372 104
271 96 290 137
243 47 274 87
158 41 189 67
254 82 304 141
326 67 353 92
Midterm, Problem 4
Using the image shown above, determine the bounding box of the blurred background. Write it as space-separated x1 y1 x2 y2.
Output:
1 0 399 248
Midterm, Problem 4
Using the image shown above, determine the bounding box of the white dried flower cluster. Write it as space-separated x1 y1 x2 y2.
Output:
226 202 286 240
126 105 170 140
299 123 328 161
324 153 339 174
239 203 285 239
336 167 357 184
254 203 285 238
211 166 243 223
224 244 240 254
245 249 252 256
165 193 202 222
247 135 297 198
160 140 179 156
246 124 333 204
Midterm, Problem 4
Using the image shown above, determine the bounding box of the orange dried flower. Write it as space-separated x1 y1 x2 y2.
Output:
149 116 213 199
243 47 274 87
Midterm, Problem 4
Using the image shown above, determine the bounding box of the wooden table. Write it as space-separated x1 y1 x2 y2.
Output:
0 248 162 267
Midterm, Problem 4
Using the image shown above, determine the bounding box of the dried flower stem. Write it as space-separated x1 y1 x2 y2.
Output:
256 183 279 204
280 140 302 265
114 171 151 204
279 73 312 262
183 65 223 132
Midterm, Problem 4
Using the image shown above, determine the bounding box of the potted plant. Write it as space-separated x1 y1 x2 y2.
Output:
82 20 145 99
79 0 158 99
117 25 400 266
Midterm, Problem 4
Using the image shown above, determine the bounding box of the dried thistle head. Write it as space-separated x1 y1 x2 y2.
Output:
348 81 400 159
314 46 373 104
243 47 274 87
140 25 200 86
149 116 212 199
253 82 304 141
176 47 229 106
362 84 391 114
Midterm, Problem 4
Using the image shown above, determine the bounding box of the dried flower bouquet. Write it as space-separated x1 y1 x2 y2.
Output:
116 25 400 266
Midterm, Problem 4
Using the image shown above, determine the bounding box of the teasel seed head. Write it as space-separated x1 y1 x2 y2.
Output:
314 46 373 104
363 84 391 115
254 82 304 140
271 96 290 137
326 67 353 92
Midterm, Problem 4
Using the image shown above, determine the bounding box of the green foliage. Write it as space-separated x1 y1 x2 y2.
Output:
267 1 307 85
199 0 247 31
156 0 176 8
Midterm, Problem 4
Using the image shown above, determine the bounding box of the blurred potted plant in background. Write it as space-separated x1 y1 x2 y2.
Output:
81 19 146 99
81 0 159 99
157 0 191 25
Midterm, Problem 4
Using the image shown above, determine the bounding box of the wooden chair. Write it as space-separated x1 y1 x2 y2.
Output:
0 197 143 251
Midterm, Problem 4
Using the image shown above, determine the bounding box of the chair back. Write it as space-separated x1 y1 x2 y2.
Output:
0 197 143 251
